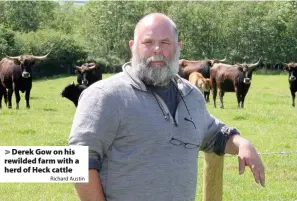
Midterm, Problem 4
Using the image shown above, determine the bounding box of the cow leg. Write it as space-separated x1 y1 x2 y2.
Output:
219 90 225 109
14 89 21 109
204 91 210 102
292 91 295 107
25 89 31 109
212 87 217 108
3 88 7 106
241 94 246 108
235 88 241 108
7 88 13 109
241 87 250 108
0 85 4 109
235 86 242 108
0 89 2 109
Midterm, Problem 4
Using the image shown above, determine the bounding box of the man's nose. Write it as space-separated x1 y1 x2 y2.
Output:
153 45 162 54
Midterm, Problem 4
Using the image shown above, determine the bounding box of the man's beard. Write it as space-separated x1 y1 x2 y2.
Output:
131 48 180 86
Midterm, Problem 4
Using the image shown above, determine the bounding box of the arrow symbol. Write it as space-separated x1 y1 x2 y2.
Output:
5 150 10 155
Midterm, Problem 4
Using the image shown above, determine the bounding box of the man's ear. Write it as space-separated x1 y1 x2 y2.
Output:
129 40 134 49
178 41 182 48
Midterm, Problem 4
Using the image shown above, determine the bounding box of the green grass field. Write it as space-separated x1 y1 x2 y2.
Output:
0 73 296 201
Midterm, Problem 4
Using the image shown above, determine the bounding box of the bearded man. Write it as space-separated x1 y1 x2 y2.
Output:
69 13 265 201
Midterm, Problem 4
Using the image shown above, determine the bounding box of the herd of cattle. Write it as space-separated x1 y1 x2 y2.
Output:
0 54 297 109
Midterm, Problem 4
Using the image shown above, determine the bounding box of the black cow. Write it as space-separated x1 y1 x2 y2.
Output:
61 82 87 107
0 53 49 109
210 59 261 108
284 62 297 107
178 58 226 102
75 63 102 86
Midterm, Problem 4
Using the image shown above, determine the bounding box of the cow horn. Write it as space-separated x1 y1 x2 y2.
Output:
219 57 226 62
249 58 261 69
282 62 289 67
75 66 81 69
32 51 51 60
88 65 96 69
6 55 21 60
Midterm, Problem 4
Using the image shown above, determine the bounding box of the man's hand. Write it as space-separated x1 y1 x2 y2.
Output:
225 134 265 187
237 142 265 187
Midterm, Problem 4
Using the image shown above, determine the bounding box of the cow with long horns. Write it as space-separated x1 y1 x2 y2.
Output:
0 53 49 109
178 58 226 102
210 59 261 109
283 62 297 107
75 62 102 87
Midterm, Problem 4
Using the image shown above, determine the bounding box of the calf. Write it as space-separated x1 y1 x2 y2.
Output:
210 59 260 108
284 62 297 107
188 72 211 101
61 82 87 107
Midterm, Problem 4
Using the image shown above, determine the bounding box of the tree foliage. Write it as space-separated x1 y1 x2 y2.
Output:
1 1 297 76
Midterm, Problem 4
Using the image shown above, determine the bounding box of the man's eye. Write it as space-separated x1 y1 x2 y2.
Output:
162 41 170 44
143 41 152 44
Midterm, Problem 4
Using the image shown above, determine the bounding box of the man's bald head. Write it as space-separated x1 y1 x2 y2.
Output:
129 13 181 86
133 13 178 43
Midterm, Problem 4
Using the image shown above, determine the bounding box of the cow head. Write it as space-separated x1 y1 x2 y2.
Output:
61 81 87 107
75 63 98 86
203 78 211 92
6 52 50 79
61 81 75 98
284 63 297 82
236 59 261 84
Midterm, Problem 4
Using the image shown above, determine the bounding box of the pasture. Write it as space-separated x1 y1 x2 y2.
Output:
0 73 296 201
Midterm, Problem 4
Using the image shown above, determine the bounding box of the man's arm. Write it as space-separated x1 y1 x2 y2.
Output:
74 169 106 201
225 134 265 187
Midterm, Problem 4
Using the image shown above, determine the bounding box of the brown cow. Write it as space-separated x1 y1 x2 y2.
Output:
283 62 297 107
210 59 261 109
189 72 211 100
0 53 49 109
178 58 226 102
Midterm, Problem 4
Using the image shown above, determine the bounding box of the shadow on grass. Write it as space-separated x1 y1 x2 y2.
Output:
18 129 37 135
232 115 248 120
30 96 41 100
43 108 57 112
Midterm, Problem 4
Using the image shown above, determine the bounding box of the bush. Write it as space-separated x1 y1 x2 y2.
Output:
13 28 88 78
0 25 15 58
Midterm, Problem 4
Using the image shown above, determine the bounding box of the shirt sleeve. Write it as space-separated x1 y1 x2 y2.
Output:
200 105 240 156
68 85 120 171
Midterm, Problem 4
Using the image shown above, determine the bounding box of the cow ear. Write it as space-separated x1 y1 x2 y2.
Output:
74 69 79 74
283 66 289 71
206 60 212 66
236 66 243 71
11 59 21 65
